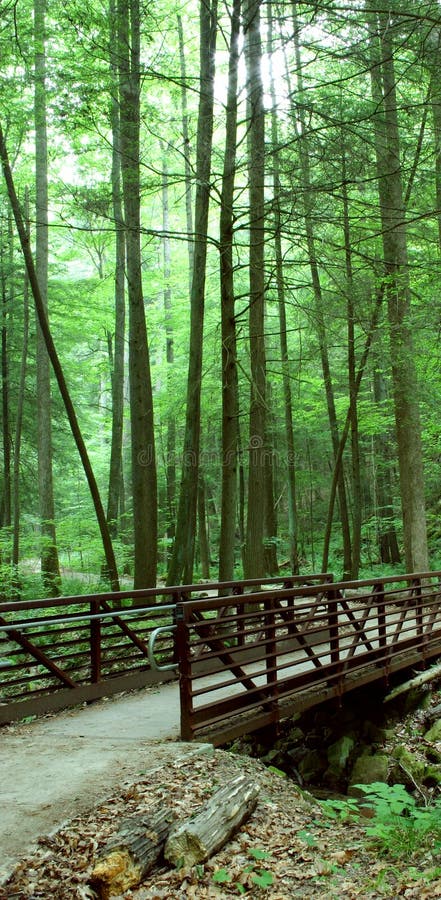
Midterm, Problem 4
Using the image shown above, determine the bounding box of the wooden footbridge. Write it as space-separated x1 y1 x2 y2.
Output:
1 570 441 745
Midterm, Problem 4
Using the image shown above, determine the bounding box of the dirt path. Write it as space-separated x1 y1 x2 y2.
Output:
0 682 212 883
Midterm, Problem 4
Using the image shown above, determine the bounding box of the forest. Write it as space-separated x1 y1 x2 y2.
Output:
0 0 440 598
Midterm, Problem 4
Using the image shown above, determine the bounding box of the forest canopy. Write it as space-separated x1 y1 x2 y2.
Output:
1 0 441 596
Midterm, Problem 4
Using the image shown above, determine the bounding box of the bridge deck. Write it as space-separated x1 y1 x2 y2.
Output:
1 571 441 743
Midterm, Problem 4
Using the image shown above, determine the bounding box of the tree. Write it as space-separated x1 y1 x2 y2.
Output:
367 1 429 573
117 0 158 588
34 0 61 595
243 0 267 579
167 0 218 586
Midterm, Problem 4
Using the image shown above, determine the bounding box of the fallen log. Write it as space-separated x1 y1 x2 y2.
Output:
383 661 441 704
164 773 259 868
89 808 172 899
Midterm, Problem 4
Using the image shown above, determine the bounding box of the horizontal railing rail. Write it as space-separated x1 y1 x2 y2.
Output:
175 571 441 744
0 572 331 724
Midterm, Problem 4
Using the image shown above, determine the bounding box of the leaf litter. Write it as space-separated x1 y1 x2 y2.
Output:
2 749 441 899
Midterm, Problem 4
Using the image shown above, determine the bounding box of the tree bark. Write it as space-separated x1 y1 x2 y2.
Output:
243 0 267 579
164 774 259 868
118 0 158 589
368 2 428 573
34 0 60 595
292 1 352 579
12 192 30 568
166 0 217 586
0 124 120 591
269 0 298 575
90 809 172 899
218 0 241 584
106 0 126 540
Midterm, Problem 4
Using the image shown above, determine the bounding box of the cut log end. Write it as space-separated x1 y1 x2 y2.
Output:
90 850 142 900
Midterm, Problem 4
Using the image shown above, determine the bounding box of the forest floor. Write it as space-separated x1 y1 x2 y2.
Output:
2 693 441 899
2 745 441 900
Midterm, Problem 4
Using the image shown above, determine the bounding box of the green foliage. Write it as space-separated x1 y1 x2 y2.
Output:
211 847 274 894
320 782 441 861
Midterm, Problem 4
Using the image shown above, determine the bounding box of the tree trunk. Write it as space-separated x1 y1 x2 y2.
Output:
243 0 266 579
268 0 298 574
218 0 241 584
118 0 158 589
292 2 352 579
198 474 210 579
0 125 120 591
164 775 259 868
106 0 126 540
12 192 30 568
166 0 217 586
34 0 60 596
161 145 176 551
1 218 11 531
177 13 194 289
372 361 401 564
368 2 428 573
341 135 362 579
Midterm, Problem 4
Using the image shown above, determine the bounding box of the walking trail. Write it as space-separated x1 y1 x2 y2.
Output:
0 682 212 883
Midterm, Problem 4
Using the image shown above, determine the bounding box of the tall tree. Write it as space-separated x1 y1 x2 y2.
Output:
368 2 429 572
106 0 126 540
167 0 218 586
117 0 158 588
243 0 267 579
218 0 241 583
34 0 61 595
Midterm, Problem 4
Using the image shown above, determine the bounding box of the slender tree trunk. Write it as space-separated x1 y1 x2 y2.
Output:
161 144 176 550
1 219 11 531
372 360 401 564
243 0 266 579
341 136 362 578
118 0 157 588
177 13 194 290
198 475 210 579
218 0 241 583
268 0 298 574
292 2 351 578
166 0 217 586
34 0 60 595
106 0 126 539
368 3 428 572
0 126 120 590
12 191 30 567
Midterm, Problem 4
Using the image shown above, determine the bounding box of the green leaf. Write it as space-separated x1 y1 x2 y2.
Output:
212 868 232 884
252 870 274 888
248 847 272 861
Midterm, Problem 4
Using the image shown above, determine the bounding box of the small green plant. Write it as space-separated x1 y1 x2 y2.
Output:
320 782 441 862
211 847 274 894
356 782 441 860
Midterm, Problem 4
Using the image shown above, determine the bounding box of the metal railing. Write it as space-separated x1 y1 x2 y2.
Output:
175 572 441 745
0 572 331 724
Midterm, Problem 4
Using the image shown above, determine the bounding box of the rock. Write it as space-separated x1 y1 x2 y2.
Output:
348 752 389 796
425 719 441 742
298 749 327 783
327 735 355 772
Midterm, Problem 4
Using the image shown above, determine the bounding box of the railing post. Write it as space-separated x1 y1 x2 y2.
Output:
265 598 279 728
90 598 101 684
412 577 425 662
374 582 386 651
233 584 244 646
175 602 194 741
328 588 340 693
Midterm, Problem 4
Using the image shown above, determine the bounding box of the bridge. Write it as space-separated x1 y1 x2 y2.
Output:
1 570 441 744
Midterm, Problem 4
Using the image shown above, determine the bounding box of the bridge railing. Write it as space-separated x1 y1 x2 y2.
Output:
175 571 441 745
0 572 331 724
